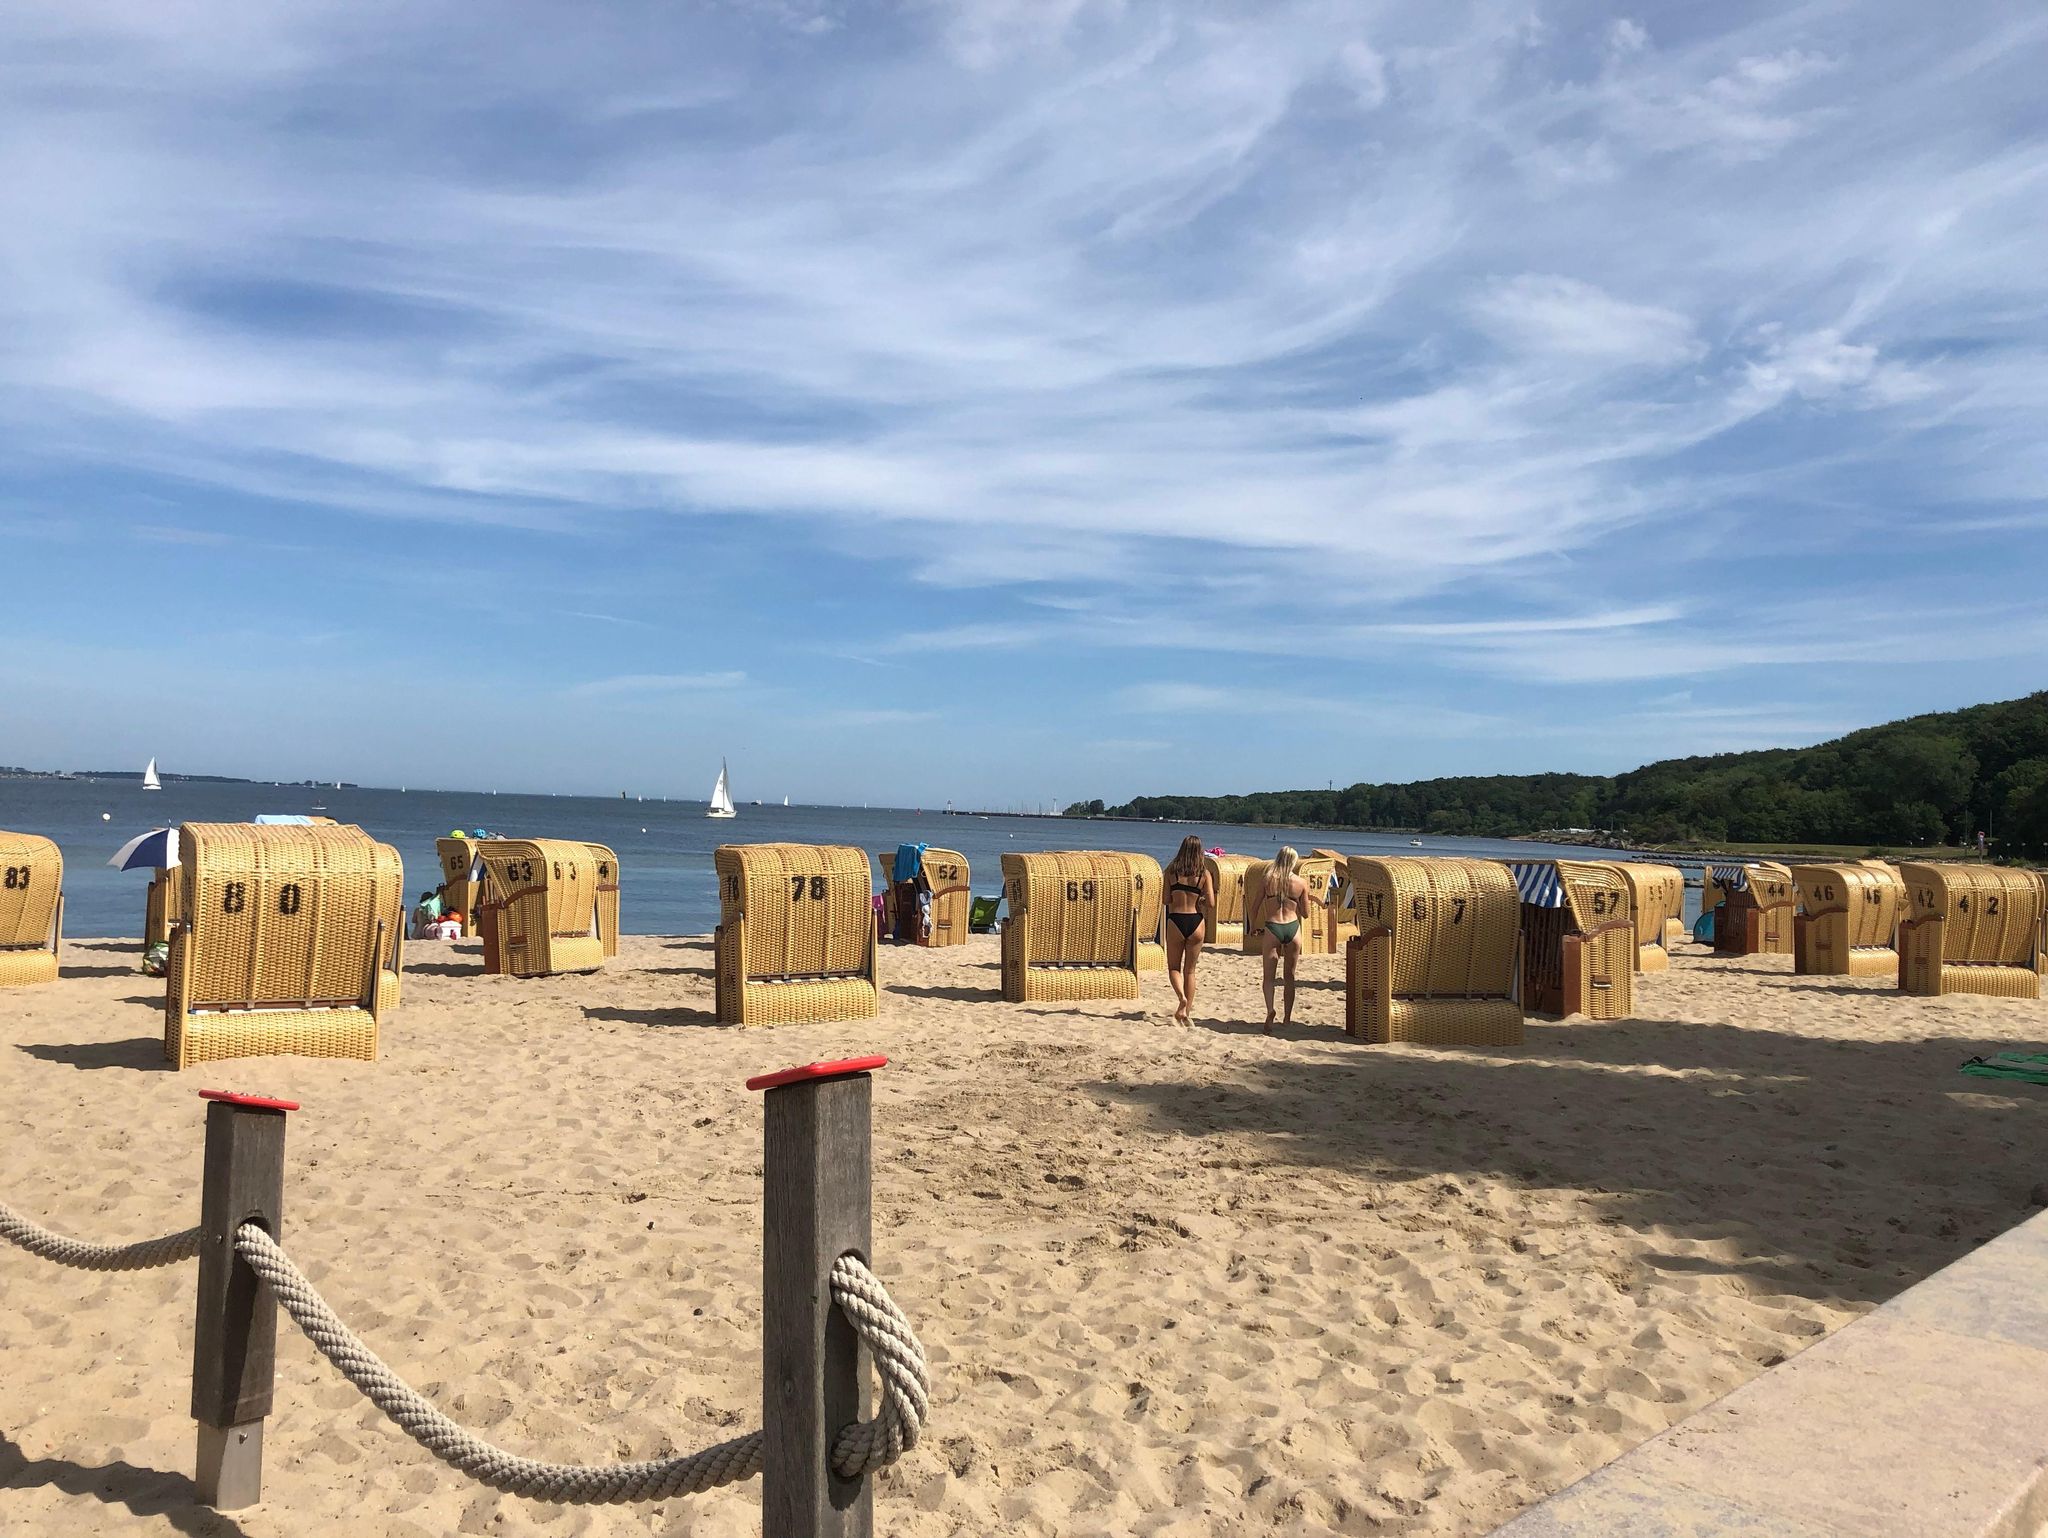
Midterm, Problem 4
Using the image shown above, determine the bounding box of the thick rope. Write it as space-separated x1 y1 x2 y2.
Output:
236 1223 927 1504
0 1200 201 1272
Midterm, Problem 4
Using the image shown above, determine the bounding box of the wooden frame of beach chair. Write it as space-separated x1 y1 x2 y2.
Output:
1510 860 1634 1020
1203 854 1253 947
0 831 63 988
878 847 970 948
1712 863 1796 956
1241 854 1339 955
164 822 403 1069
1311 850 1359 953
1896 863 2045 999
1612 863 1685 973
1343 857 1522 1046
1791 863 1904 977
435 836 484 938
474 838 617 979
144 864 182 948
715 844 879 1025
1000 852 1141 1003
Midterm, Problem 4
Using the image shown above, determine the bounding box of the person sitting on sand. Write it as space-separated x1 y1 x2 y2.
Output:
1162 835 1213 1025
1259 846 1319 1033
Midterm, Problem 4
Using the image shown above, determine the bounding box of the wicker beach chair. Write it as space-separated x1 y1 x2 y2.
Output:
1241 854 1339 954
878 847 971 948
1791 863 1904 977
1312 850 1358 952
164 822 403 1068
1343 857 1522 1045
1203 854 1253 947
1612 863 1685 973
474 839 619 978
1712 862 1796 956
143 864 182 947
0 831 63 988
1506 859 1634 1020
1099 852 1165 970
715 844 879 1025
999 852 1141 1003
435 836 484 938
1896 863 2045 999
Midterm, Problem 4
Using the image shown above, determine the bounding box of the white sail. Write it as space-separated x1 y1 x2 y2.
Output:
141 756 162 791
782 795 790 807
707 758 737 818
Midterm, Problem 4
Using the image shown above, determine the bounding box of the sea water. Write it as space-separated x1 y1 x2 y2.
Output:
0 778 1671 938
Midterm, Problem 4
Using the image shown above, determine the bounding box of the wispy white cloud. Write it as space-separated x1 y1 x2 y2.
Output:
566 670 747 698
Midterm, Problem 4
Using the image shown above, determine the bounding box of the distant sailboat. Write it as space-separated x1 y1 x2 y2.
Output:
141 756 162 791
783 795 790 807
706 759 737 819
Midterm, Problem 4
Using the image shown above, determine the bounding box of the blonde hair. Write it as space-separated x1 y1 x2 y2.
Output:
1169 835 1205 878
1271 846 1298 885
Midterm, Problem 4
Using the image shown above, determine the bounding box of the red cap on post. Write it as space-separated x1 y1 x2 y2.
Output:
745 1055 888 1092
198 1089 301 1112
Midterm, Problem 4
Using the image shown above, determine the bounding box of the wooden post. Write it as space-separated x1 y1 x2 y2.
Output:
754 1056 885 1538
190 1090 296 1510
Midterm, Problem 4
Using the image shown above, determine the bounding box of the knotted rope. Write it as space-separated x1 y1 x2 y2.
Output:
0 1200 201 1272
235 1223 928 1504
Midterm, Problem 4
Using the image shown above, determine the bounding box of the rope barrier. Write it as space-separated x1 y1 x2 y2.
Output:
0 1200 201 1272
235 1223 929 1504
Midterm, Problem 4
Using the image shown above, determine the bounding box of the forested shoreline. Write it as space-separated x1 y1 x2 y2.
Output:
1072 691 2048 858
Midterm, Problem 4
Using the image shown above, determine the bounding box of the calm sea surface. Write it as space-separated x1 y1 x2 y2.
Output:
0 778 1693 938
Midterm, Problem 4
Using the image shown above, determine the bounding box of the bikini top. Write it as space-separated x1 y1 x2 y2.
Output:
1169 879 1204 897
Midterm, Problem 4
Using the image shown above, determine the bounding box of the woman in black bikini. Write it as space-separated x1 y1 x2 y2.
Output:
1260 846 1318 1033
1161 835 1212 1026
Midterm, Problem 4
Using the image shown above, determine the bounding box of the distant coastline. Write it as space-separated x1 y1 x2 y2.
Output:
0 767 354 787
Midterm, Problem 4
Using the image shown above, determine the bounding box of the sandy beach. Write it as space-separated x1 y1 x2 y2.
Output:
4 934 2047 1537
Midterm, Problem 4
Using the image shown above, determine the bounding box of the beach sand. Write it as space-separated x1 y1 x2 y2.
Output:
4 934 2047 1537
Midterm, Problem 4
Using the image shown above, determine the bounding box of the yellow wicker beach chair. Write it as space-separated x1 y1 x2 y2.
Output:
473 839 617 978
1791 863 1904 977
1508 859 1634 1020
999 852 1141 1003
878 847 971 948
1713 862 1795 956
1311 850 1358 952
435 836 484 938
1896 863 2045 999
715 844 878 1025
1203 853 1253 947
164 822 403 1069
1343 858 1522 1046
0 831 62 988
1612 863 1685 973
143 864 182 947
1241 854 1339 954
1098 852 1164 970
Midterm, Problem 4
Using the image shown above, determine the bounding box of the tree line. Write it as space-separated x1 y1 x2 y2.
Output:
1085 691 2048 857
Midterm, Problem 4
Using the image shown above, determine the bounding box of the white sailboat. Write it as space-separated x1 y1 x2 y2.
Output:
706 759 737 819
782 795 790 807
141 756 162 791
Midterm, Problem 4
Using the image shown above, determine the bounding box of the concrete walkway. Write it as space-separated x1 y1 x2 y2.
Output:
1492 1207 2048 1538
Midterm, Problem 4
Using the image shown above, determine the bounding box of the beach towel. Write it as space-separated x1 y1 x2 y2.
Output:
1959 1052 2048 1087
895 843 927 883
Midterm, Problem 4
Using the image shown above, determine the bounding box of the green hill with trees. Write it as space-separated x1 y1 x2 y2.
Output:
1082 691 2048 858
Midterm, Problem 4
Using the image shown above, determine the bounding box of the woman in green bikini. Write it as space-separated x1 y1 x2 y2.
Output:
1259 846 1318 1033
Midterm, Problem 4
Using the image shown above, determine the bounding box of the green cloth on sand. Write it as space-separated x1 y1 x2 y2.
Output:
1959 1052 2048 1087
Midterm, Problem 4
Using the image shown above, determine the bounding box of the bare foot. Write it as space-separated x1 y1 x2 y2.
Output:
1263 1010 1276 1035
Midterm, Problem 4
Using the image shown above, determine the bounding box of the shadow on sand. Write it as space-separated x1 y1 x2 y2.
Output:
0 1433 245 1537
1093 1013 2048 1309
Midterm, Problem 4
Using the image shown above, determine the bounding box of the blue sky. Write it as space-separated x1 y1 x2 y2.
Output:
2 1 2044 807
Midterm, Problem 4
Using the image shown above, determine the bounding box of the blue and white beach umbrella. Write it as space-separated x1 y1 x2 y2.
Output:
108 826 178 870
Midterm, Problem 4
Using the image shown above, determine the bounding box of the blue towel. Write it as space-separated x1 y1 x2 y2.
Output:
895 843 927 883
